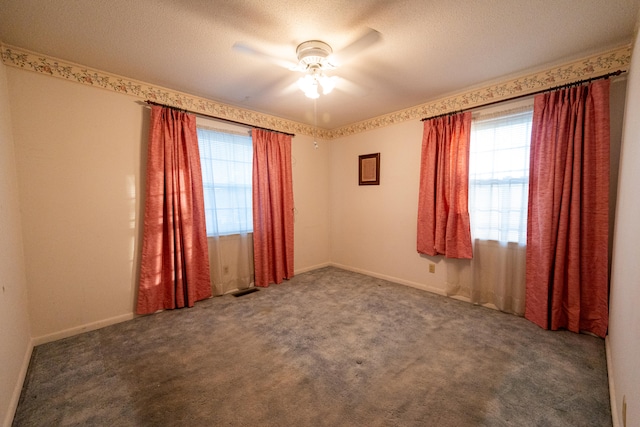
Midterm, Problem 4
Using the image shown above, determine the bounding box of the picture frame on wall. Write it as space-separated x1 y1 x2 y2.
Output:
359 153 380 185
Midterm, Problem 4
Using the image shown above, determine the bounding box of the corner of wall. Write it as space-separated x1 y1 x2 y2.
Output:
606 336 621 427
0 55 34 427
2 339 33 427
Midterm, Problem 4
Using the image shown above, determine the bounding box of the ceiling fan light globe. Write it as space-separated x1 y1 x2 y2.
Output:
320 75 336 95
298 74 321 98
304 84 320 98
304 82 320 99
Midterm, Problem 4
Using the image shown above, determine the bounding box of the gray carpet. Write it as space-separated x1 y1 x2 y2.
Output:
13 267 611 426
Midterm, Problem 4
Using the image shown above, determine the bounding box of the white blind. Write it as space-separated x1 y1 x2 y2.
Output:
469 106 533 244
197 128 253 236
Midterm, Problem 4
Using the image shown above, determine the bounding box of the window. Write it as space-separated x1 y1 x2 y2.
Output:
468 106 533 244
197 128 253 236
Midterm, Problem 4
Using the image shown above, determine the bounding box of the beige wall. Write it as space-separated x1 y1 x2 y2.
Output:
609 17 640 427
291 134 332 273
330 81 628 305
7 69 143 341
5 67 331 343
0 61 31 426
330 121 447 294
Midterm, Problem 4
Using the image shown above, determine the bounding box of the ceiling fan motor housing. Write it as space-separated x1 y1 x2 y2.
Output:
296 40 334 69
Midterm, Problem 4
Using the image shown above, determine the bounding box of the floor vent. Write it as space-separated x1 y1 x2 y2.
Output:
231 288 259 297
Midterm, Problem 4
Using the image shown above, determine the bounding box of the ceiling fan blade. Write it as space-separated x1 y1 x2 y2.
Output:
282 81 302 97
232 42 299 70
335 77 370 97
330 27 382 67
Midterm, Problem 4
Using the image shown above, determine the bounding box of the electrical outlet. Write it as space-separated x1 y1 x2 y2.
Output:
223 266 229 274
622 395 627 427
429 263 435 273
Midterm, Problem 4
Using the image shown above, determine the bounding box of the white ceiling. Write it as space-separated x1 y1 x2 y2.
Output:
1 0 639 129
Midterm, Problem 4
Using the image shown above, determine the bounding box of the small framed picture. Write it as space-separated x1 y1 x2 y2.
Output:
359 153 380 185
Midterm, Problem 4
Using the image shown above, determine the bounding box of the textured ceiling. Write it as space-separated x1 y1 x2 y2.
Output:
0 0 639 129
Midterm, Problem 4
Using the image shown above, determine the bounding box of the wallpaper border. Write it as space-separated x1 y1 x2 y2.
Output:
0 43 328 139
331 44 632 138
1 43 631 139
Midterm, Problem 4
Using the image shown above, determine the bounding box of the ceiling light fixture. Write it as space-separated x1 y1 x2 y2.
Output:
233 28 382 102
297 66 336 99
295 40 337 99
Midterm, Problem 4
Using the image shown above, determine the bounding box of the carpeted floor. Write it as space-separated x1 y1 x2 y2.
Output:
13 267 611 426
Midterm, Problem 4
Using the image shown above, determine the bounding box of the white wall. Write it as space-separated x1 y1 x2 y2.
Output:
5 67 332 343
609 18 640 427
0 62 32 426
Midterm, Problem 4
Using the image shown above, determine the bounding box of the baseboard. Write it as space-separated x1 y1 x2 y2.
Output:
329 263 447 297
294 262 331 275
3 338 33 427
32 313 135 346
606 336 620 427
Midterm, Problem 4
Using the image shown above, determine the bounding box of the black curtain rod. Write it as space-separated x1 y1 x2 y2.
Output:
421 70 626 122
145 100 296 137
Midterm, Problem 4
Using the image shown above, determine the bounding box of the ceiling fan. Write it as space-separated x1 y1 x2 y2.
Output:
232 28 382 99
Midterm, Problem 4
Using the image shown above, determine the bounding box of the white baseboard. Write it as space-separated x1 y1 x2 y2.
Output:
32 313 135 346
3 338 33 427
606 336 620 427
329 263 447 297
328 263 520 316
294 262 331 275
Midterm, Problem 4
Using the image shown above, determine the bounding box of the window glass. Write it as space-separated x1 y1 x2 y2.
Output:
197 128 253 236
469 107 533 244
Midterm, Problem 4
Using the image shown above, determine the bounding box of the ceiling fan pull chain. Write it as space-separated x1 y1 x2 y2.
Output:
313 98 318 150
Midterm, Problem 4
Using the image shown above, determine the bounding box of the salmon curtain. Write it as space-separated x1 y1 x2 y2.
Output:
417 112 473 259
525 79 610 337
136 106 212 315
252 129 294 287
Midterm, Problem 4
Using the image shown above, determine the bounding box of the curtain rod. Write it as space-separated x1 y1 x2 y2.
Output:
144 100 295 137
421 70 626 122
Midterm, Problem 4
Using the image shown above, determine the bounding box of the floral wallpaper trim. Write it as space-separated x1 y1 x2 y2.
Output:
0 43 328 139
1 43 631 140
331 44 632 138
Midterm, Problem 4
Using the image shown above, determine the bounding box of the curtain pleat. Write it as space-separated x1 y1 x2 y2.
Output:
252 129 294 287
525 79 610 337
136 106 212 314
417 112 473 259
